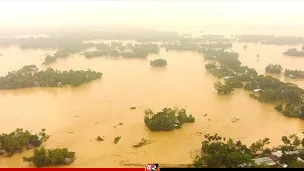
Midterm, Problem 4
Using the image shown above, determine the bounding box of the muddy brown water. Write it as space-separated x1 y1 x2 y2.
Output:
0 43 304 167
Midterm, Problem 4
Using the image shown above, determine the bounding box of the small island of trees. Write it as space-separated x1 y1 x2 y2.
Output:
144 108 195 131
283 48 304 57
23 147 75 167
284 69 304 79
0 128 49 157
0 65 103 89
150 59 167 67
265 64 283 74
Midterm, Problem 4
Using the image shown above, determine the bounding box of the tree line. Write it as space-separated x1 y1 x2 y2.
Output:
202 49 304 119
0 65 103 89
193 133 304 168
0 128 75 167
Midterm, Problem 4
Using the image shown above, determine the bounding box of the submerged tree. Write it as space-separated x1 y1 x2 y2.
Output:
150 59 167 67
265 64 283 74
23 147 75 167
144 108 195 131
214 82 234 95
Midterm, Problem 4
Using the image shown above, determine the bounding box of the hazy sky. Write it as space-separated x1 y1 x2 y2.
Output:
0 0 303 30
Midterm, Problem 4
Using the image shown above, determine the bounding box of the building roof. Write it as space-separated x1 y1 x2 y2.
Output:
253 89 262 92
286 150 300 155
254 157 276 166
297 157 304 162
271 150 283 158
223 76 232 79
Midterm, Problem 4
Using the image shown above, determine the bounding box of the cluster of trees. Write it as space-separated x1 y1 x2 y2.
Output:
202 48 304 119
245 75 304 117
198 42 232 49
163 41 232 52
283 48 304 57
23 147 75 167
0 65 103 89
162 34 232 52
0 129 49 157
265 64 283 74
0 30 180 48
43 50 70 65
214 82 234 95
83 42 159 59
264 65 304 79
235 35 304 45
284 69 304 79
193 133 304 168
150 59 167 67
164 41 200 52
144 108 195 131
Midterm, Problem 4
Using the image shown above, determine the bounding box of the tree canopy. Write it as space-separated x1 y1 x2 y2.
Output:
150 59 167 67
0 128 49 157
0 65 103 89
202 48 304 119
214 82 234 95
23 147 75 167
194 133 304 168
285 69 304 79
283 48 304 57
265 64 283 74
144 108 195 131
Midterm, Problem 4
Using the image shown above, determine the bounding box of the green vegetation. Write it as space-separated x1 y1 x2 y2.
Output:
163 35 232 52
40 41 160 64
96 136 104 142
150 59 167 67
83 42 159 59
214 82 234 95
202 48 304 119
275 103 283 112
265 64 283 74
235 35 304 45
113 136 121 144
194 133 304 168
23 147 75 167
194 134 253 168
132 138 155 148
0 128 49 157
283 48 304 57
199 42 232 49
285 69 304 79
144 108 195 131
0 65 102 89
224 77 244 88
83 51 107 58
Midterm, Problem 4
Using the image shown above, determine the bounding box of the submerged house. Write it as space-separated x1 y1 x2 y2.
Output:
253 157 276 166
253 89 262 93
173 118 180 127
57 82 62 87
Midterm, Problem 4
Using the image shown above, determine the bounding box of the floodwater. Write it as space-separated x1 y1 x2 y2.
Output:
1 43 304 167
